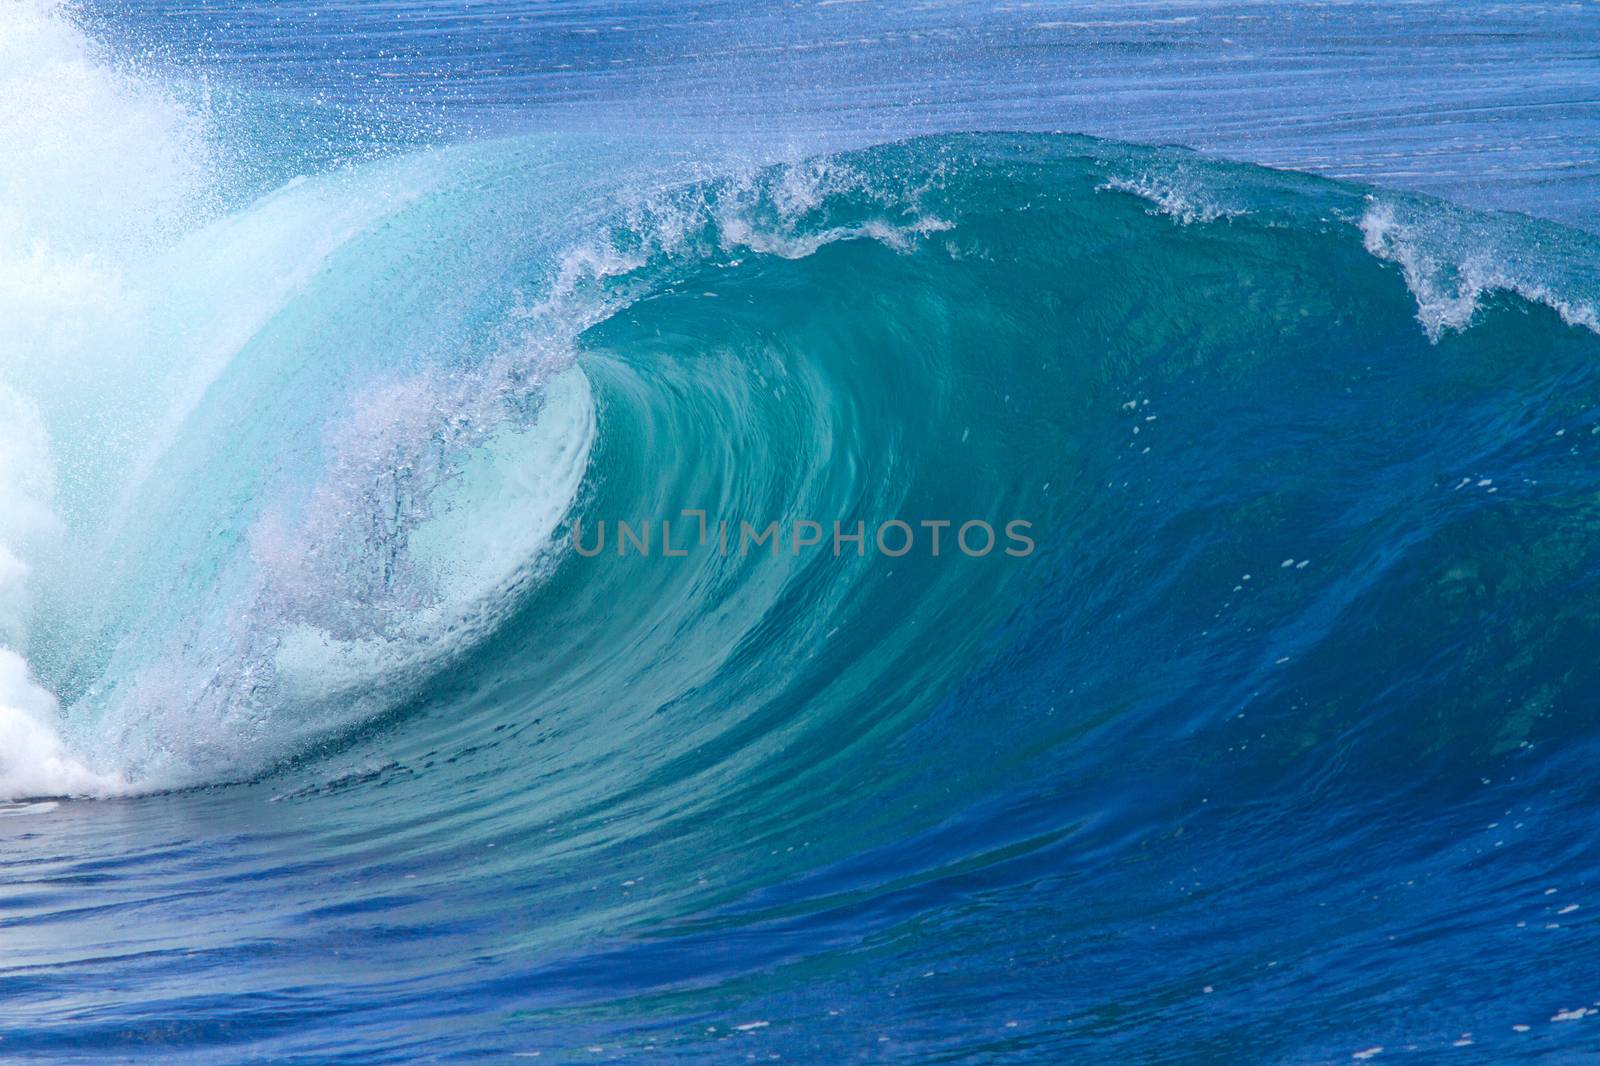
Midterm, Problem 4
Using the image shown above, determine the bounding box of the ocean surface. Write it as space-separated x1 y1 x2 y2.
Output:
3 1 1600 1062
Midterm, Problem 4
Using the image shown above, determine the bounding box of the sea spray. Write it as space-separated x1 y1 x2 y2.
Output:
0 387 123 798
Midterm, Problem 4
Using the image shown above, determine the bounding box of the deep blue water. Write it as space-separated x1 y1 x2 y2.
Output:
3 2 1600 1063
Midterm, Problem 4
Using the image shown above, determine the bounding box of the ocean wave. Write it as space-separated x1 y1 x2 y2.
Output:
7 108 1600 803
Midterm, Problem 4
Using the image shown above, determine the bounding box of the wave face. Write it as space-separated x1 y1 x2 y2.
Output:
8 3 1600 1062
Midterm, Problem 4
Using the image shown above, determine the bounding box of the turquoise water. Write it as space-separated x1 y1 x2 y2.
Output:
5 2 1600 1062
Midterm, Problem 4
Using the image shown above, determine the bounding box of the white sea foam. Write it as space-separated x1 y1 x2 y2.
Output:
0 386 125 798
0 0 208 798
714 158 954 257
1099 173 1239 226
0 0 204 798
1360 199 1600 342
0 651 126 799
552 155 955 279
